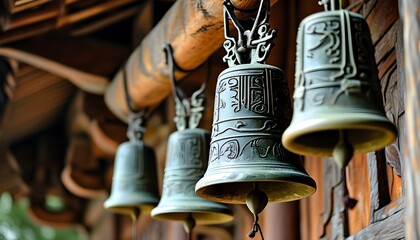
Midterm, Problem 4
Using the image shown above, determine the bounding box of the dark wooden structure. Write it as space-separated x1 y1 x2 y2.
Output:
0 0 418 239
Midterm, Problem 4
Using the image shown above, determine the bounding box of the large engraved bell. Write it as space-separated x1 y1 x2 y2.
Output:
104 140 160 216
282 9 397 167
196 1 316 236
195 64 316 204
151 129 233 225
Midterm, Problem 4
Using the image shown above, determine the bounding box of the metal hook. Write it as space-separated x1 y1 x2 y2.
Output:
163 44 209 130
122 63 151 141
222 0 276 66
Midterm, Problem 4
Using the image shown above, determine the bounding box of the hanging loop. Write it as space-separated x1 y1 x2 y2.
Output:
222 0 276 66
318 0 342 11
164 44 208 130
122 63 151 141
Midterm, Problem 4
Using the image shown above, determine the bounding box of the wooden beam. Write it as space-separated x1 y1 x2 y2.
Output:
401 0 420 239
104 0 278 121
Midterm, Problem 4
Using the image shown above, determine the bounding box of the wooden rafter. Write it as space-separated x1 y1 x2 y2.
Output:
104 0 278 121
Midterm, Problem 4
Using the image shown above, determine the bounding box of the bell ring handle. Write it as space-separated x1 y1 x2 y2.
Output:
222 0 276 66
122 61 152 141
318 0 342 11
164 44 208 131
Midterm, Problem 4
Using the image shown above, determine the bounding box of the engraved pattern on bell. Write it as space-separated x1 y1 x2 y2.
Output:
293 10 380 111
210 64 291 163
104 140 160 215
282 10 397 157
151 128 233 225
195 64 316 204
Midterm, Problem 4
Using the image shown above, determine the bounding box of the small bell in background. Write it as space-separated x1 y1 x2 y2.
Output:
104 64 160 240
151 45 234 240
281 0 397 168
195 0 316 238
103 111 160 219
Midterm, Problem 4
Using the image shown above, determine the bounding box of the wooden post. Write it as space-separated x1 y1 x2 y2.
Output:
263 202 300 240
104 0 278 121
401 0 420 239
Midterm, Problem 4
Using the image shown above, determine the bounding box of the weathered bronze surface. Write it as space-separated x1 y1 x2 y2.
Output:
195 64 316 204
282 10 397 163
151 128 233 225
104 140 160 216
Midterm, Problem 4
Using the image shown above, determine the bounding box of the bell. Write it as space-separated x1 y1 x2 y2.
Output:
104 139 160 217
281 9 397 167
151 128 233 225
195 63 317 204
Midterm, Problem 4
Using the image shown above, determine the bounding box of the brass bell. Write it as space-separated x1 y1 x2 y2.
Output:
195 0 316 206
152 44 233 239
195 63 316 204
151 129 233 225
105 66 160 240
104 111 160 218
281 8 397 167
196 1 316 237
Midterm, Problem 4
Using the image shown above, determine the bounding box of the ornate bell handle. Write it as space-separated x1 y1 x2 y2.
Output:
122 62 151 141
164 44 208 130
222 0 276 66
318 0 342 11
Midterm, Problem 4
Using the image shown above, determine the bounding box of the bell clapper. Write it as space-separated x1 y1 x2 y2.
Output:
131 208 141 240
184 214 196 240
246 183 267 239
341 168 358 209
332 131 358 209
333 130 354 168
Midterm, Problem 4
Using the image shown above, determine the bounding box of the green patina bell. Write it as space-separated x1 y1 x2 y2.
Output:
195 1 316 238
104 112 160 219
195 0 316 206
195 63 316 204
151 44 233 239
282 7 397 167
104 140 160 217
151 128 233 225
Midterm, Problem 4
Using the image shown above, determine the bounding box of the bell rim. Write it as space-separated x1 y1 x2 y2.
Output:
104 196 159 214
151 206 234 225
195 173 317 204
282 114 398 157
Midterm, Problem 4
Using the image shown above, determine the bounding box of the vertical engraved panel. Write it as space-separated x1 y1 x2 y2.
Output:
293 10 381 113
162 129 209 197
209 64 296 166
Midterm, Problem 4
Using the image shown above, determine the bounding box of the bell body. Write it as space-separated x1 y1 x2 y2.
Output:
195 64 316 204
151 128 233 225
104 140 160 215
282 10 397 157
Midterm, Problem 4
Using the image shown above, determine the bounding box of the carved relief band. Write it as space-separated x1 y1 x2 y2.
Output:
209 64 299 168
293 10 382 112
282 10 396 157
162 129 210 198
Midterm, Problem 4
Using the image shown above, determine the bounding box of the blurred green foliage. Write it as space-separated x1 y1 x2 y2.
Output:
0 192 88 240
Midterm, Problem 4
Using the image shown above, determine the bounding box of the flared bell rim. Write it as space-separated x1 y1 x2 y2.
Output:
104 204 156 216
104 194 159 215
151 204 234 225
195 167 316 204
282 112 398 157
